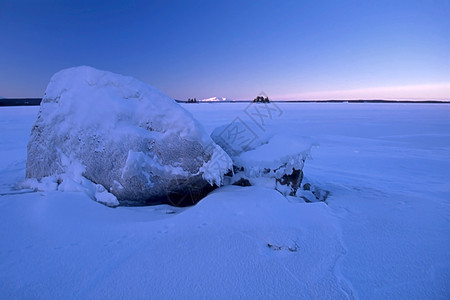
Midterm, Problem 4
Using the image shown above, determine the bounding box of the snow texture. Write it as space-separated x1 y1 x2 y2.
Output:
1 103 449 299
25 66 232 206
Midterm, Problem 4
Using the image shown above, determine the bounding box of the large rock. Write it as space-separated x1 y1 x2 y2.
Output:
26 66 232 206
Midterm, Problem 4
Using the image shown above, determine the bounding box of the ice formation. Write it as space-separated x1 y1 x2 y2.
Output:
211 123 312 196
25 66 232 206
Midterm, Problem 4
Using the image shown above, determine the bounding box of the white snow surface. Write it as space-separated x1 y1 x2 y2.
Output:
235 134 310 169
1 103 449 299
43 66 203 140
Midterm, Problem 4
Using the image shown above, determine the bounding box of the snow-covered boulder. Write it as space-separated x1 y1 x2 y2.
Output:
211 124 311 196
25 66 232 206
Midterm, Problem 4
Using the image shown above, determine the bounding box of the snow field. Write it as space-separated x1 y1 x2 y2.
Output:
1 103 449 299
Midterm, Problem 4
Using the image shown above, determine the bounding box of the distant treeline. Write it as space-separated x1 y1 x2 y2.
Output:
177 99 449 104
1 98 448 106
0 98 42 106
275 100 450 104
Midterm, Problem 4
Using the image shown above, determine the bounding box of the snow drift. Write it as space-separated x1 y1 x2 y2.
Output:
25 66 232 206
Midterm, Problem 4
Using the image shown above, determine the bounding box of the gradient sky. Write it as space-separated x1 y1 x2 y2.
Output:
1 0 449 100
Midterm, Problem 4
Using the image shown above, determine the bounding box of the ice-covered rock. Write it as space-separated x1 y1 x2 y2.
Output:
25 66 232 206
211 124 311 196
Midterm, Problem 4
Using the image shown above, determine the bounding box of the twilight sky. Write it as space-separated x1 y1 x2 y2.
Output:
1 0 449 100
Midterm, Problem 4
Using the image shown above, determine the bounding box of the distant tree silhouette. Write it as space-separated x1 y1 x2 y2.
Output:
187 98 198 103
253 95 270 103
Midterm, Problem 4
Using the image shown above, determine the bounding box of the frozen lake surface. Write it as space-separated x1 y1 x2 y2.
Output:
1 103 449 299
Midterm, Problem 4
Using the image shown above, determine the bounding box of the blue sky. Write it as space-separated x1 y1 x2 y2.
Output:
1 0 449 100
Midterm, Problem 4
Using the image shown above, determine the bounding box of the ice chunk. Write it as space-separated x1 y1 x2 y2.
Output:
211 123 312 196
234 134 311 178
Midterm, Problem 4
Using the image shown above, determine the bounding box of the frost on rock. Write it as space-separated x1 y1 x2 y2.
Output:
211 124 311 196
25 66 232 206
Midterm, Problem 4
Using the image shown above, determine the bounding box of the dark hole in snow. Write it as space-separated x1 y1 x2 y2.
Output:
164 183 217 207
267 243 282 250
267 241 299 252
232 178 252 187
276 168 303 196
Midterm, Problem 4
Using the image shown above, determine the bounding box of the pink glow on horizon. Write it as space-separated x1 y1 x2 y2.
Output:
274 83 450 101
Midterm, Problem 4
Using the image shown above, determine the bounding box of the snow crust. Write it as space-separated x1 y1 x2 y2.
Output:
25 66 232 205
234 134 311 178
1 103 449 299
